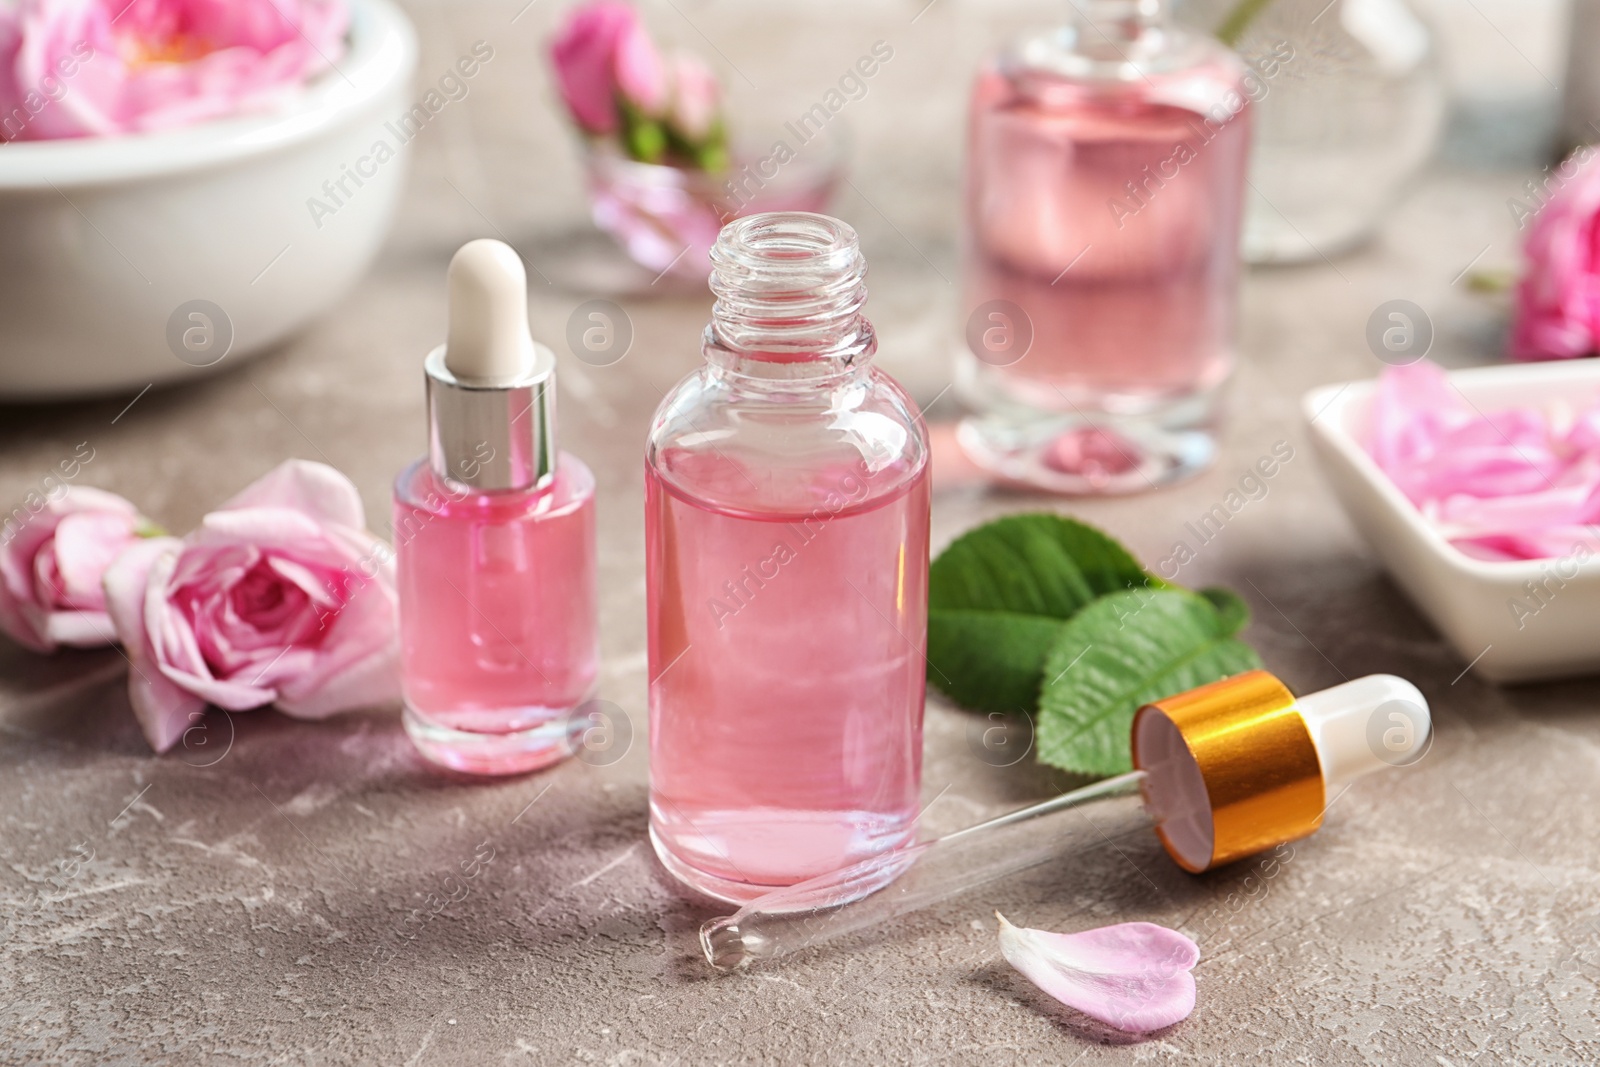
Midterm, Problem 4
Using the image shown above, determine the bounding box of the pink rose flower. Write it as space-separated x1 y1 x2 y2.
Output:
1511 150 1600 361
613 16 665 114
667 51 718 142
0 0 349 142
0 486 144 653
104 460 399 753
549 1 664 133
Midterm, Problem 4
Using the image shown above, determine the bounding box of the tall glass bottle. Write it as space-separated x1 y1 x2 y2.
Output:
645 212 931 905
959 0 1252 494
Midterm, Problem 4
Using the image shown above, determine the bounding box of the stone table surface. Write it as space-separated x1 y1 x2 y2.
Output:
2 2 1597 1064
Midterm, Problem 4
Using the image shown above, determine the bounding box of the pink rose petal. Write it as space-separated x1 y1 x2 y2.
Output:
996 913 1198 1034
103 536 205 752
1365 360 1600 561
216 457 366 529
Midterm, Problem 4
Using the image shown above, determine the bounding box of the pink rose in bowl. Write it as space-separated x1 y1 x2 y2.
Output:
0 0 350 142
667 51 719 142
613 15 666 114
104 460 399 753
1511 150 1600 361
0 485 144 653
549 1 664 133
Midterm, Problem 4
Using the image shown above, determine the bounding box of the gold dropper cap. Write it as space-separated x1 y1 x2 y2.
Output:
1132 670 1327 873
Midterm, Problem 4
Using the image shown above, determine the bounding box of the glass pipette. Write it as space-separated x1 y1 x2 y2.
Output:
701 671 1431 972
701 770 1151 970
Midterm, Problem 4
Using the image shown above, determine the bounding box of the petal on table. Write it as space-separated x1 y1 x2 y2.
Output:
997 913 1198 1034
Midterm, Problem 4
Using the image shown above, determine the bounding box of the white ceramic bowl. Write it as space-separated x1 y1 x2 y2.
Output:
0 0 417 400
1305 360 1600 684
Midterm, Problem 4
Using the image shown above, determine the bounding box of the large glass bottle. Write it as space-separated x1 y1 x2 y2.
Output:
959 0 1252 493
645 212 932 904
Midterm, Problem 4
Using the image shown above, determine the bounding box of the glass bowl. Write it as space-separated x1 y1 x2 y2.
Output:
581 129 844 280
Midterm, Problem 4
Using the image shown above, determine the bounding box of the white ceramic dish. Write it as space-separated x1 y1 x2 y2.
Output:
0 0 417 400
1305 360 1600 684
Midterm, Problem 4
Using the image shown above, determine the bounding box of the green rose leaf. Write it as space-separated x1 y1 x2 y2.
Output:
1036 588 1263 777
926 612 1066 715
1199 586 1251 635
619 100 667 163
927 514 1161 713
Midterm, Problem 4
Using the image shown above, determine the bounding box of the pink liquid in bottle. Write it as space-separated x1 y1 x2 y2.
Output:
395 455 599 776
959 4 1253 493
968 72 1250 399
645 212 932 903
646 455 930 896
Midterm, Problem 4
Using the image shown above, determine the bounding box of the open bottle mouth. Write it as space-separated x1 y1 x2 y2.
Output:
999 0 1211 88
708 211 872 366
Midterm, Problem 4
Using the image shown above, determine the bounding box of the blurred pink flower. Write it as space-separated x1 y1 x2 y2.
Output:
104 460 398 753
1512 151 1600 361
0 0 348 142
613 15 665 114
667 51 718 141
550 1 665 133
0 486 143 653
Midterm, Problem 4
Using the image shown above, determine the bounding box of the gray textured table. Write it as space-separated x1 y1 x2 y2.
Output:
2 2 1595 1063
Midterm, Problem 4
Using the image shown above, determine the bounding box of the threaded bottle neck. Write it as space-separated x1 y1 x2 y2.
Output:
1074 0 1165 35
706 212 874 372
1005 0 1176 83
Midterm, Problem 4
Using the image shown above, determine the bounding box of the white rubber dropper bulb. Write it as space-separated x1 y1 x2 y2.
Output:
444 239 537 382
1297 674 1431 790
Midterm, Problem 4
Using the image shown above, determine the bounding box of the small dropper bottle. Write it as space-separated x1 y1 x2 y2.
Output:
701 671 1430 970
393 239 599 775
